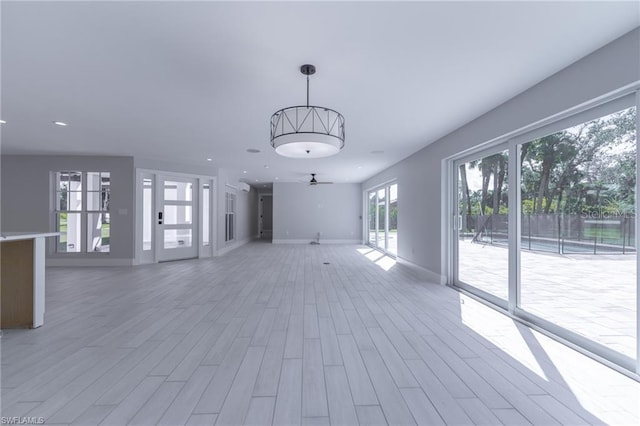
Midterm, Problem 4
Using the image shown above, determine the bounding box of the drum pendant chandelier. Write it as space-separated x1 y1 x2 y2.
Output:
270 64 345 158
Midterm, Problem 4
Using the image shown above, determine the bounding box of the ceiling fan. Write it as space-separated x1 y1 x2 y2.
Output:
309 173 333 186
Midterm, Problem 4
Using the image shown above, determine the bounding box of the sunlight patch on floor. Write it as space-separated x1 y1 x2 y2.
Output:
458 292 640 423
356 247 396 271
356 247 375 255
458 293 548 381
375 255 396 271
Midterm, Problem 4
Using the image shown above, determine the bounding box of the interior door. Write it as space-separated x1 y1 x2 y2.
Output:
260 195 273 240
156 176 198 262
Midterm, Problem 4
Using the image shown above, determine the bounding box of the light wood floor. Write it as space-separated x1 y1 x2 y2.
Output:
1 243 639 425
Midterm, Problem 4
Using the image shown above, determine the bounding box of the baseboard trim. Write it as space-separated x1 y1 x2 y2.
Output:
216 238 250 256
272 239 361 245
47 257 134 267
396 256 445 285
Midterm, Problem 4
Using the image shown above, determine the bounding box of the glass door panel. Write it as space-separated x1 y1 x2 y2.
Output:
388 184 398 255
202 183 210 247
157 176 198 261
143 178 153 251
377 188 386 248
519 106 637 360
164 205 193 225
367 184 397 256
164 181 193 201
456 149 509 302
163 229 193 249
368 192 377 246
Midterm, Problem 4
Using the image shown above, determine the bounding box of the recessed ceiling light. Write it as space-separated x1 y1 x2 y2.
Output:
264 165 269 169
243 170 247 174
371 150 384 155
275 177 279 180
246 148 261 154
0 120 6 124
53 121 68 126
206 158 213 162
255 179 259 182
357 166 363 169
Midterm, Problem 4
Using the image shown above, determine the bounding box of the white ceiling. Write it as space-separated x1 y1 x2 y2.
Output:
1 1 638 185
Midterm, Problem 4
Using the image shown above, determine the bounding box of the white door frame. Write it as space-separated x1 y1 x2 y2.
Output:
155 174 199 262
134 169 216 264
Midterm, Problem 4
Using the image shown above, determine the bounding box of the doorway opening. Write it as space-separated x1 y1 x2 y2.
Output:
259 194 273 241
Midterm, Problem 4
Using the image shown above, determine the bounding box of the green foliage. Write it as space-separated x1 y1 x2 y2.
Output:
460 107 636 221
520 107 636 215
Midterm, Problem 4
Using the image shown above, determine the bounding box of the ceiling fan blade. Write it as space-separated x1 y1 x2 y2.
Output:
308 173 333 185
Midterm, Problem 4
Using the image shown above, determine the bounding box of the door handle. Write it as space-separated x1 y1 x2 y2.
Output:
158 211 163 224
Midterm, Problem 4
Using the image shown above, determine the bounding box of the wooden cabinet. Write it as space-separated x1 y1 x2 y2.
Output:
1 232 58 328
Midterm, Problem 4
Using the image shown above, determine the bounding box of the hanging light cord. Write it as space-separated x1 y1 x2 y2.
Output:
306 75 310 108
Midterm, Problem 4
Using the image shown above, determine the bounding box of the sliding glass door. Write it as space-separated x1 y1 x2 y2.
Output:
367 182 398 256
450 93 638 371
454 149 509 305
518 104 637 361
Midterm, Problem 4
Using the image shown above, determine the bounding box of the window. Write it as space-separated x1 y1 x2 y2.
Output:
54 171 110 253
225 191 236 242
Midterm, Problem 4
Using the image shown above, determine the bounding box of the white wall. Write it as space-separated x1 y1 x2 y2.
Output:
1 155 135 264
134 157 218 177
362 27 640 281
273 182 362 243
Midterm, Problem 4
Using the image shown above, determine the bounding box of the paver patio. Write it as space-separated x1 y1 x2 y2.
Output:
458 240 637 359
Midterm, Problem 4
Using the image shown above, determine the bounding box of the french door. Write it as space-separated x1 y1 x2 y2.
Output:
138 171 214 263
367 183 397 256
156 176 198 262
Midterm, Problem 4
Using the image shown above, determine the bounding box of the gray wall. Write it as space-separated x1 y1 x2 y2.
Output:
238 186 258 243
216 168 255 253
273 182 362 243
362 27 640 279
1 155 135 262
